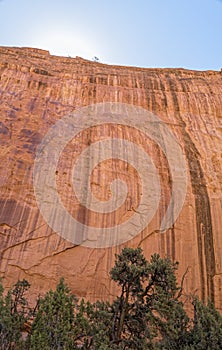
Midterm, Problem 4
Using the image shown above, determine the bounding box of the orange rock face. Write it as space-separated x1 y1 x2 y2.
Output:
0 46 222 308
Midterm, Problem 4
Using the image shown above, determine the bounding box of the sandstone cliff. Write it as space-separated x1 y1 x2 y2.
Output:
0 46 222 309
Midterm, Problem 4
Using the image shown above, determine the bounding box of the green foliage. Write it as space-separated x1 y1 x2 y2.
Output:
0 279 31 350
186 298 222 349
109 248 189 349
28 278 76 350
75 299 113 349
0 248 222 349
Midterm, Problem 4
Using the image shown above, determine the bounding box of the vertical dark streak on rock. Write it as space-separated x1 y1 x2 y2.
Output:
171 226 176 262
167 79 215 302
158 79 175 260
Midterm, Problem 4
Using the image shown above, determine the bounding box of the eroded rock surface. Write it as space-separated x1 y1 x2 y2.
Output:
0 46 222 308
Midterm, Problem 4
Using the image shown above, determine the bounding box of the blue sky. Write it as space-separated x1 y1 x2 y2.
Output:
0 0 222 70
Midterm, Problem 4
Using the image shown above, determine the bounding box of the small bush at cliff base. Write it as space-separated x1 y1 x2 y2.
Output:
185 298 222 349
0 279 31 350
27 277 77 350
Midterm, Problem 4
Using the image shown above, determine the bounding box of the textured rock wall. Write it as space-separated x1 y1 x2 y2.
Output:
0 46 222 308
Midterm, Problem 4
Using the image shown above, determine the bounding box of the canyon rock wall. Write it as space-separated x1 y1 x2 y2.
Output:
0 46 222 308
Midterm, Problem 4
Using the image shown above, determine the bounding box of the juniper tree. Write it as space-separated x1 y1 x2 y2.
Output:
28 278 77 350
0 279 30 350
109 247 189 349
186 297 222 349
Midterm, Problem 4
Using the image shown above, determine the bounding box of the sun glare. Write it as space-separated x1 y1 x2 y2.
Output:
30 29 98 60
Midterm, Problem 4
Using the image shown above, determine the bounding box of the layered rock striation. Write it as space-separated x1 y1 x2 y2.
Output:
0 46 222 308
